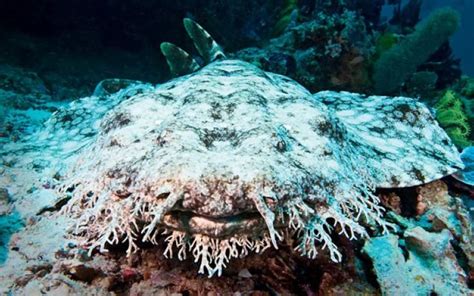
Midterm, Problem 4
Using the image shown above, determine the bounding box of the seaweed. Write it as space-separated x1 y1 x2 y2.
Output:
435 90 472 149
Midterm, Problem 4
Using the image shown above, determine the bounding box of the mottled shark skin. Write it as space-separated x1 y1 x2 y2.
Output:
314 91 462 188
21 19 460 277
46 59 463 277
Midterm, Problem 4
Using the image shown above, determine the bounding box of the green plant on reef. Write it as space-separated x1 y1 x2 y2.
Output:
435 90 472 149
374 32 398 59
272 0 297 36
373 8 460 95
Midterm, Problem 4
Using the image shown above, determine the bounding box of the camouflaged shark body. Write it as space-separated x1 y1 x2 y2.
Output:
33 20 462 276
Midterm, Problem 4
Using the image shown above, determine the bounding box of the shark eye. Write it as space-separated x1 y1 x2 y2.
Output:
156 192 170 202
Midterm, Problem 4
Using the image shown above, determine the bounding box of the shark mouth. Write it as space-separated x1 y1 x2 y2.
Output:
64 181 391 277
161 210 267 238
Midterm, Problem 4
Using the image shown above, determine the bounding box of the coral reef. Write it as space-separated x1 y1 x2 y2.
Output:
403 70 438 99
234 4 376 92
345 0 385 31
457 76 474 142
461 76 474 98
373 8 460 95
364 228 469 295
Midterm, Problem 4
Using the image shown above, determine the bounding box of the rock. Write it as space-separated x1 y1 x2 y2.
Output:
404 227 452 258
0 187 9 201
415 195 428 216
416 180 450 209
0 210 24 263
453 146 474 187
149 269 176 288
0 64 61 144
0 64 49 97
363 234 414 295
238 268 252 278
364 227 470 295
432 197 474 280
430 207 464 238
22 280 44 296
41 282 74 296
379 192 402 214
65 262 101 283
122 266 140 282
0 187 10 215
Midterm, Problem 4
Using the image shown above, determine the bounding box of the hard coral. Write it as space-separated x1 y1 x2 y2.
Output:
235 1 376 92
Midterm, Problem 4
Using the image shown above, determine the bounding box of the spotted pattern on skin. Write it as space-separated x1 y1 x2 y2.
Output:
314 91 463 187
18 60 462 277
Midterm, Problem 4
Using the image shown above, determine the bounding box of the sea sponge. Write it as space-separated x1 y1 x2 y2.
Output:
435 90 472 149
374 32 398 58
373 8 460 94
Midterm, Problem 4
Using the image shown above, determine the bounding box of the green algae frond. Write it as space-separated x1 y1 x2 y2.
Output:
435 90 472 149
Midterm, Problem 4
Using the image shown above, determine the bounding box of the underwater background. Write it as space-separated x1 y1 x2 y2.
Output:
0 0 473 295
